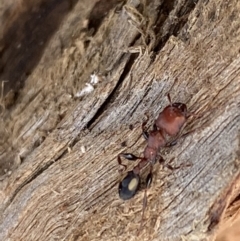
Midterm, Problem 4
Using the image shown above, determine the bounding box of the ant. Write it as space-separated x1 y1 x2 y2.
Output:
117 94 190 230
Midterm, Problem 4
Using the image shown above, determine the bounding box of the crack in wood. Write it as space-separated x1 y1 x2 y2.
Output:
86 54 138 130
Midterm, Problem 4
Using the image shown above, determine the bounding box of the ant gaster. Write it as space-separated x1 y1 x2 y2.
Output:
118 94 188 228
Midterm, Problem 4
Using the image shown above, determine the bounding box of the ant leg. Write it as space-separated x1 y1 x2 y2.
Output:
167 140 178 147
132 157 148 174
167 93 172 105
158 155 166 165
0 80 7 113
186 111 203 120
180 129 196 139
165 163 192 170
137 166 153 235
142 114 149 140
164 126 198 148
164 139 178 147
158 155 175 170
142 122 149 140
165 127 201 148
117 153 142 172
159 156 177 170
164 158 192 170
157 155 184 171
119 153 141 161
153 123 158 131
158 155 191 171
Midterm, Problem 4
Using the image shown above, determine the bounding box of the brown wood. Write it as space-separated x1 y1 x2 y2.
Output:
0 0 240 240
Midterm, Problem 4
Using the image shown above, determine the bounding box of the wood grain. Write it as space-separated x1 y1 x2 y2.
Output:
0 0 240 240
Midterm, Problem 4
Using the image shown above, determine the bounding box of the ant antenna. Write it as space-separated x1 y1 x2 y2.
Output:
0 80 7 114
167 93 172 106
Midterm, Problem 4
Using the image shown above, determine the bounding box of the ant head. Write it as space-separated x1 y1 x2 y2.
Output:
167 94 187 115
172 102 187 116
119 171 140 200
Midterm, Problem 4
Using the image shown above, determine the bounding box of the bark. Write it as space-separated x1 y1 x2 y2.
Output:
0 0 240 240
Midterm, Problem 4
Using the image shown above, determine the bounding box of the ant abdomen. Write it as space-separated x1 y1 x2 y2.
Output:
119 171 140 200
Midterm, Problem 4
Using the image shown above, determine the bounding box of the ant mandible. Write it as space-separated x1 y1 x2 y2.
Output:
117 94 189 228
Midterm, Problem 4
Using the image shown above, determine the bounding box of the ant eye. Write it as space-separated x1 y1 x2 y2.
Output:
119 171 140 200
172 103 187 114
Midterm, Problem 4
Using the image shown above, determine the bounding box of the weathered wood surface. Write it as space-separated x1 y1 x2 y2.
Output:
0 0 240 240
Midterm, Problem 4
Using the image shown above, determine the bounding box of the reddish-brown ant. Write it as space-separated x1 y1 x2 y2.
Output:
118 94 189 230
